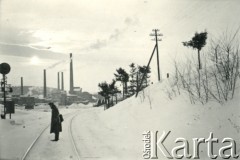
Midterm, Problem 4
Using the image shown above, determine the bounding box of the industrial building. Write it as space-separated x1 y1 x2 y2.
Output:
6 53 100 109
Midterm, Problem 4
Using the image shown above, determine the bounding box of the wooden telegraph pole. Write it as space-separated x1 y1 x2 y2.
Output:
135 29 163 97
150 29 163 81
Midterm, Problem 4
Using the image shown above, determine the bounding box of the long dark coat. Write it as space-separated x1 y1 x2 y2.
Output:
50 105 62 134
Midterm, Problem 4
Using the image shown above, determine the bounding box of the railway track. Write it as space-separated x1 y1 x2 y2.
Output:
69 113 81 160
21 110 81 160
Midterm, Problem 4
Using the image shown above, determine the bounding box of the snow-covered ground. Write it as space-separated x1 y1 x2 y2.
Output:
0 105 84 160
0 82 239 160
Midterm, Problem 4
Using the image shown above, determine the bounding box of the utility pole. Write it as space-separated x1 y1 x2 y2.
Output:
135 29 163 97
150 29 163 81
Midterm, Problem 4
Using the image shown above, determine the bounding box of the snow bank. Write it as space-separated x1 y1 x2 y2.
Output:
68 103 93 109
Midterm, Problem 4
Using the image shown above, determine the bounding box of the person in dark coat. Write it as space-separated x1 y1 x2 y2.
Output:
49 102 62 141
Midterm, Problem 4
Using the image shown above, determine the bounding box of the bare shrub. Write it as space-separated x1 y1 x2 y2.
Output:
169 30 240 104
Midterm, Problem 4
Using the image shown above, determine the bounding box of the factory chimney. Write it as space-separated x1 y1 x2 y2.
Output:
57 72 60 90
69 53 74 94
21 77 23 95
43 69 47 98
61 72 64 91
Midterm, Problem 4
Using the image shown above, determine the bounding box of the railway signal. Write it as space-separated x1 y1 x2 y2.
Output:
0 62 12 119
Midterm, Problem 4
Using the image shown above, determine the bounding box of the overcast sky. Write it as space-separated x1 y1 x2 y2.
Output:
0 0 240 93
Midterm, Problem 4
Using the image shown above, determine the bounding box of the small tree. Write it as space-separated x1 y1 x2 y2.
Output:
129 63 137 95
114 68 129 99
138 65 151 90
98 82 111 110
109 80 120 105
183 31 208 70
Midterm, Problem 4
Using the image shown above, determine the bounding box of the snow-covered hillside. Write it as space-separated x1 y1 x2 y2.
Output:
99 81 240 159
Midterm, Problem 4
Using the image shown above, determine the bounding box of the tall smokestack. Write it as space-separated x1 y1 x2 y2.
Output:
43 69 47 98
61 72 64 91
21 77 23 95
57 72 60 90
69 53 74 94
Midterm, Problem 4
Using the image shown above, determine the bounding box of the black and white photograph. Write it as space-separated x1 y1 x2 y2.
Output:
0 0 240 159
